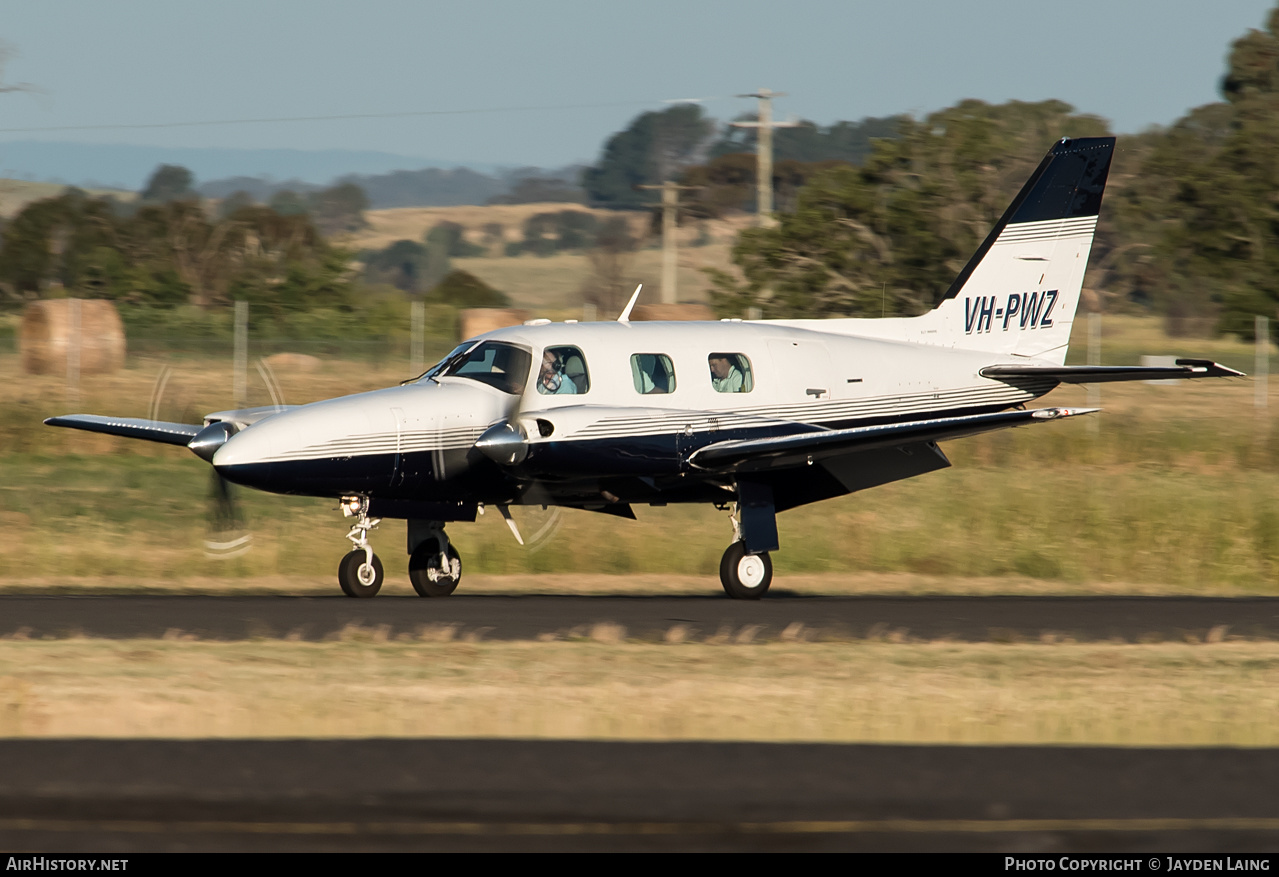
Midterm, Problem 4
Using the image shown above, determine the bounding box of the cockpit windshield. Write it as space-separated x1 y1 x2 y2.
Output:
437 341 532 394
415 343 472 383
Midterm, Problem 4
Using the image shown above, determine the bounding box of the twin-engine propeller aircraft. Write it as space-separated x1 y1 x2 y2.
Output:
48 136 1242 599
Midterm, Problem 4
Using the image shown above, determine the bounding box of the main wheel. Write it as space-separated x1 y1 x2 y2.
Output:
719 541 772 600
409 539 462 597
338 549 383 598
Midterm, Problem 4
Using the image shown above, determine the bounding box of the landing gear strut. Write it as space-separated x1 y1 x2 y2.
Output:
338 496 383 598
408 519 462 597
719 504 772 599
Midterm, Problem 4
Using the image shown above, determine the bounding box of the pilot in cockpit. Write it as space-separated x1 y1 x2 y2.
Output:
538 349 578 394
709 354 745 393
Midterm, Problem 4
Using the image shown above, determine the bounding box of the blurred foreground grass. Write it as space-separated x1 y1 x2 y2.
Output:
1 638 1276 745
3 314 1277 591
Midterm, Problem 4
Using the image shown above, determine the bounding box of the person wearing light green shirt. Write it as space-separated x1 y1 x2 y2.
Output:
709 354 744 393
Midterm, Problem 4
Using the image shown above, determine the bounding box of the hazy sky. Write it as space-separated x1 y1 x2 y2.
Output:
1 1 1275 169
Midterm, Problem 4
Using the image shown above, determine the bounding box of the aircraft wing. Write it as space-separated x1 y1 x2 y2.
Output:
687 406 1094 473
44 415 203 446
45 406 296 447
980 359 1243 383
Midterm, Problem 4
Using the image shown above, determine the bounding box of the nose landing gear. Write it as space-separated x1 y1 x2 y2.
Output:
338 496 383 598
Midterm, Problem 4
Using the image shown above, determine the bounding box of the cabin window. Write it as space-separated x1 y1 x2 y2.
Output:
708 353 753 393
631 354 677 394
440 341 532 394
538 346 590 395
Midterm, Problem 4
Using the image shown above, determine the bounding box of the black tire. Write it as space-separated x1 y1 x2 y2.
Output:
338 549 383 598
409 539 462 597
719 541 772 600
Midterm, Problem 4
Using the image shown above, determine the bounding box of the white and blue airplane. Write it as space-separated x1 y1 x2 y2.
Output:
47 136 1242 599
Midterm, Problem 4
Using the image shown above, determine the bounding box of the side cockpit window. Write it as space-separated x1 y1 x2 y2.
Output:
708 353 753 393
631 354 677 394
538 346 589 395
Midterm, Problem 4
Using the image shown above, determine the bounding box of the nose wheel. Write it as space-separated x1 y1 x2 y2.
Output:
339 549 383 598
720 540 772 600
338 495 383 598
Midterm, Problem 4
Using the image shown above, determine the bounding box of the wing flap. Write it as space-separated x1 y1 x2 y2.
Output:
981 359 1244 384
44 415 203 446
688 407 1095 472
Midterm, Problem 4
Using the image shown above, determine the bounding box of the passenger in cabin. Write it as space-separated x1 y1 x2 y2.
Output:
538 349 577 395
708 354 745 393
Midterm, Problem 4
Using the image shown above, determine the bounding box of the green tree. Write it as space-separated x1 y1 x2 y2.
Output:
309 182 368 235
425 269 509 308
709 99 1110 318
361 239 450 293
140 164 196 203
710 114 906 164
581 104 715 208
268 190 308 217
216 190 255 220
1101 4 1279 338
424 221 485 257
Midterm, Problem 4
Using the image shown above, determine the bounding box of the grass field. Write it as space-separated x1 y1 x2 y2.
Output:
1 637 1276 745
3 313 1277 592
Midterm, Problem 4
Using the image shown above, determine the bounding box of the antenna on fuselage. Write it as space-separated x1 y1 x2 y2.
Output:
617 284 643 323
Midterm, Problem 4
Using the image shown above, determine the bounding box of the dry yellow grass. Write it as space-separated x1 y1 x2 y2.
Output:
341 203 751 253
0 178 134 219
335 202 754 310
1 638 1276 745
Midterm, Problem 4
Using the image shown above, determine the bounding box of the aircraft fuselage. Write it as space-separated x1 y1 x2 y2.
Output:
211 319 1057 518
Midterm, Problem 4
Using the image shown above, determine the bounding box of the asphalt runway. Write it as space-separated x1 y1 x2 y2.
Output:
1 594 1278 642
1 740 1277 852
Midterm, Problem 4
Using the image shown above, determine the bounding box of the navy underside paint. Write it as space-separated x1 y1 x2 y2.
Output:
737 479 780 554
939 136 1115 303
215 398 1043 513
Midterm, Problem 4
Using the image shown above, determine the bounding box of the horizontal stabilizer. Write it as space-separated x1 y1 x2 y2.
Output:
688 407 1095 473
981 359 1244 384
44 415 203 446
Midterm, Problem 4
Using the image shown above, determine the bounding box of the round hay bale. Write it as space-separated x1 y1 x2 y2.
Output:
262 352 321 372
20 299 126 375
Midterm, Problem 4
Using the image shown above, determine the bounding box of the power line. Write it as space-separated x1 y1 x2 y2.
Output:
0 96 735 135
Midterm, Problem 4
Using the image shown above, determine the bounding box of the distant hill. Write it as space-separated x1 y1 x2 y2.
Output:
0 140 485 191
201 164 587 210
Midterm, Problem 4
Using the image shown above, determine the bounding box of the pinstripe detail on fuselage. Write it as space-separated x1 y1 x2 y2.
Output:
249 380 1055 464
263 426 485 462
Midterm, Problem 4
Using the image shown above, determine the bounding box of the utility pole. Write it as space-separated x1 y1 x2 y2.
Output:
731 88 798 227
638 180 698 304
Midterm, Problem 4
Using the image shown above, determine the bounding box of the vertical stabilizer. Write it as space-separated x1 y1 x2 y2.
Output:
928 136 1114 363
782 137 1115 364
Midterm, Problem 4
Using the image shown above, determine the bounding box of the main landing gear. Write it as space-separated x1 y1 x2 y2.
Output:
408 520 462 597
335 498 463 598
718 501 774 600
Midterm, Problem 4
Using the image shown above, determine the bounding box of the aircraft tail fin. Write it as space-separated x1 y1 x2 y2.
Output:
924 136 1115 363
776 137 1115 364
